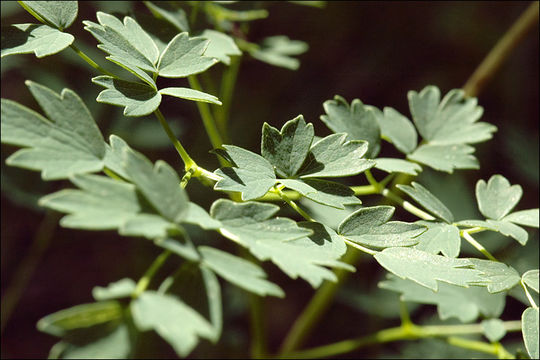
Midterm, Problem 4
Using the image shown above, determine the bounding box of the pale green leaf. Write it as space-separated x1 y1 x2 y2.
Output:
37 301 123 337
105 55 157 87
279 178 361 209
261 115 314 178
1 81 106 179
205 3 269 22
522 307 539 359
214 145 277 200
39 174 140 230
408 85 441 141
83 12 159 72
374 247 486 291
469 258 521 293
338 206 425 249
122 148 188 223
523 270 539 293
380 275 505 323
503 209 540 228
159 87 221 105
414 221 461 258
143 1 189 32
92 278 136 301
199 246 284 297
154 235 200 262
378 107 418 154
92 76 161 117
184 202 222 230
374 158 422 176
21 1 78 30
298 133 375 178
485 219 528 245
250 35 308 70
320 95 381 158
157 32 217 78
397 182 454 223
131 291 214 357
201 29 241 65
103 135 132 180
476 175 523 220
408 143 479 173
1 24 74 58
119 213 175 239
482 319 507 342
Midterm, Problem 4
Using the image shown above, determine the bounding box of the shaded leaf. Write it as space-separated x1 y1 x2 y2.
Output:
397 182 454 223
469 258 521 293
184 202 222 230
143 1 189 32
159 87 221 105
522 270 539 293
92 278 136 301
476 175 523 220
457 219 529 245
503 209 540 228
250 35 307 70
21 1 78 30
522 307 539 359
414 221 461 258
408 143 479 173
1 24 74 58
103 135 132 180
279 178 361 209
374 158 422 176
119 213 175 239
201 29 241 65
378 107 418 154
154 235 200 262
481 319 506 342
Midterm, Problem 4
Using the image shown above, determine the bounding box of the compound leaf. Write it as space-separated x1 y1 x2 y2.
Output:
321 95 381 158
1 81 105 180
482 319 507 343
397 182 454 223
157 32 217 78
1 24 74 58
250 35 308 70
378 107 418 154
476 175 523 220
20 1 78 30
374 158 422 176
279 178 361 209
131 291 214 357
214 145 277 200
379 275 505 323
458 219 529 245
92 76 161 117
201 29 241 65
298 133 375 178
469 258 521 293
503 209 539 228
39 174 140 230
199 246 284 297
338 206 425 249
522 270 539 293
414 221 461 258
159 87 221 105
261 115 314 178
407 143 478 173
522 307 539 360
374 247 486 291
92 278 136 301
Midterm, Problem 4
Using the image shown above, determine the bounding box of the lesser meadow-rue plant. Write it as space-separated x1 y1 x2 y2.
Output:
1 1 539 359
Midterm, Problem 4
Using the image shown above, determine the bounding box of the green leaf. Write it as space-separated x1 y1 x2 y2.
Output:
407 143 479 173
338 206 425 249
379 275 505 323
397 182 454 223
92 76 161 117
1 81 106 180
279 178 361 209
481 319 507 343
261 115 314 178
408 85 440 140
20 1 78 30
154 235 200 262
414 221 461 258
469 258 521 293
184 202 222 230
92 278 136 301
374 158 422 176
131 291 214 357
503 209 540 228
103 135 132 180
250 35 308 70
119 213 175 239
37 301 123 337
159 87 221 105
457 219 529 245
205 2 269 22
378 107 418 154
522 307 539 360
201 29 241 65
143 1 189 32
214 145 277 200
320 95 381 158
199 246 284 297
523 270 539 293
39 174 140 230
1 24 74 58
122 146 189 223
476 175 523 220
374 247 486 291
298 133 375 178
157 32 217 78
83 12 159 72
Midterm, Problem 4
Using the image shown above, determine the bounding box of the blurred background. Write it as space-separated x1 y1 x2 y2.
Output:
1 1 538 358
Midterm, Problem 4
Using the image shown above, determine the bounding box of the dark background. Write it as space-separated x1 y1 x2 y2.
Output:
1 1 538 358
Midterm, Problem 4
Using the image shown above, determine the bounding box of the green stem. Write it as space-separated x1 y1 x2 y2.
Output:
463 2 539 97
69 44 116 77
216 56 242 140
103 167 124 181
132 250 172 299
446 337 514 359
381 188 436 221
154 109 196 171
342 238 377 256
351 184 379 196
274 186 314 222
521 280 538 308
461 230 498 262
249 290 267 358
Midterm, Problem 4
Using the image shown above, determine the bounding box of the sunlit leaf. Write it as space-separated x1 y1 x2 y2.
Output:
1 24 74 58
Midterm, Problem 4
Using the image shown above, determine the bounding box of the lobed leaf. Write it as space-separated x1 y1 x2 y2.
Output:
503 209 540 228
250 35 308 70
143 1 190 32
201 29 241 65
407 143 479 173
522 307 539 359
374 158 422 176
159 87 222 105
20 1 78 30
481 319 507 343
92 278 136 301
476 175 523 220
378 107 418 154
469 258 521 293
279 178 361 209
1 24 74 58
458 219 529 245
414 221 461 258
522 270 539 293
397 182 454 223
